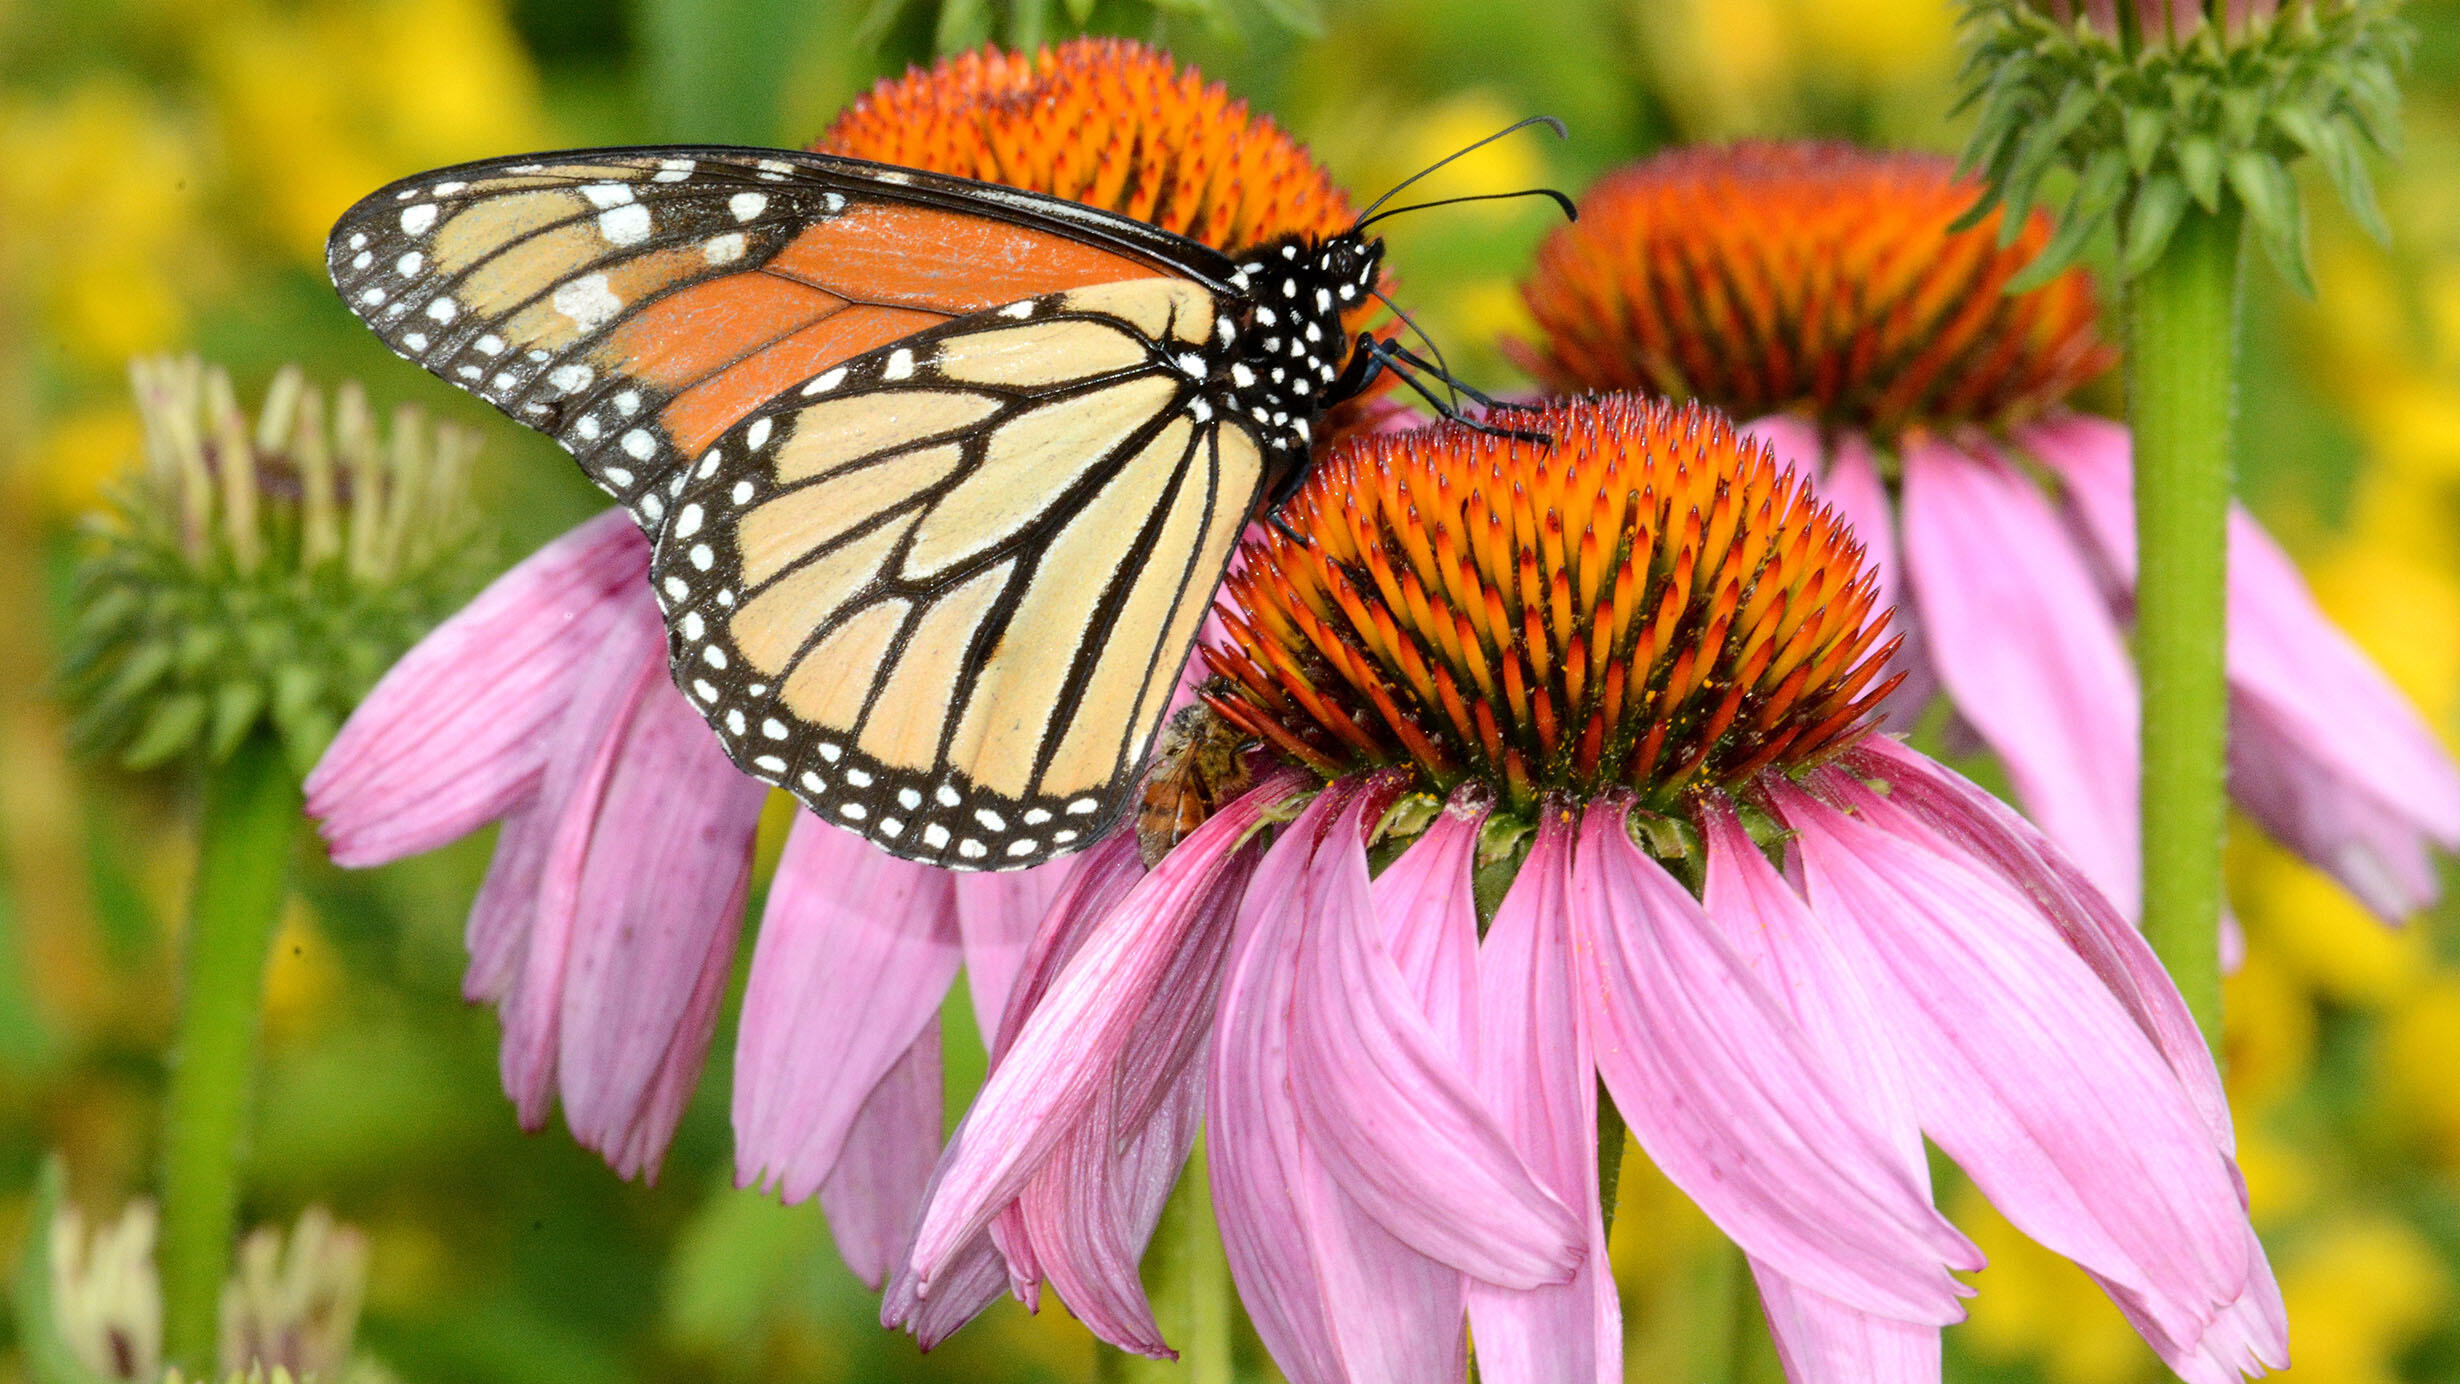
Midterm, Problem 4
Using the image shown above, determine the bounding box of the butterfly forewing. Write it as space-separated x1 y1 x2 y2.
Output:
649 278 1268 868
325 148 1217 531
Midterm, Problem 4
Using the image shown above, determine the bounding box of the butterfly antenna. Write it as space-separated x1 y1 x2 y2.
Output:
1350 115 1569 228
1352 186 1578 234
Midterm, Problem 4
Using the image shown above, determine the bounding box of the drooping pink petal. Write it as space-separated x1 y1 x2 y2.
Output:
1700 802 1945 1384
1211 787 1467 1384
1571 799 1979 1322
1208 789 1355 1384
953 863 1075 1043
463 796 555 1007
982 831 1148 1304
1773 778 2272 1357
1902 435 2141 913
496 605 671 1129
733 816 961 1204
1017 1061 1205 1356
1367 800 1485 1059
905 772 1296 1286
821 1023 943 1290
880 1214 1013 1351
308 510 647 865
1289 803 1583 1288
1466 810 1619 1384
1838 738 2232 1153
2026 414 2460 920
553 680 767 1181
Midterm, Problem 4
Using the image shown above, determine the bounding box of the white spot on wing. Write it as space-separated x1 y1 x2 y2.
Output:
553 274 622 333
703 232 746 265
399 204 437 235
582 182 636 209
598 203 651 245
728 191 767 222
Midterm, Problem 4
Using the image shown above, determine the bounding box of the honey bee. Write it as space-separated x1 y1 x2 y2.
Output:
1137 695 1257 868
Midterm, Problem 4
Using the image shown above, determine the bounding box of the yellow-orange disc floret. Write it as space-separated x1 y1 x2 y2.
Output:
1203 395 1903 813
1517 142 2115 438
818 38 1358 260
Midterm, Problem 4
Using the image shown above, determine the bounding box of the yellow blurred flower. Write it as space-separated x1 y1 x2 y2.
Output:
2224 943 2318 1115
2381 978 2460 1169
1629 0 1955 138
0 81 216 368
201 0 546 263
2273 1216 2451 1384
2236 841 2433 1007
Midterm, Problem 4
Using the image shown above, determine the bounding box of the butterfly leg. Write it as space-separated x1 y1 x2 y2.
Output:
1362 338 1554 446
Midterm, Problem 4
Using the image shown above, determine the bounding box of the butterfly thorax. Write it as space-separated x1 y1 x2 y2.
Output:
1212 233 1384 467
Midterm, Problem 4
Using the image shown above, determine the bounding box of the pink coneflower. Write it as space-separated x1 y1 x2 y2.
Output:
303 37 1378 1289
1515 141 2460 934
893 395 2281 1383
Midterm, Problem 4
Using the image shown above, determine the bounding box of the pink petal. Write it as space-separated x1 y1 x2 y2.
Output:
1210 786 1466 1384
1701 802 1946 1384
1465 811 1619 1384
496 606 671 1129
880 1219 1012 1351
821 1023 943 1290
1289 801 1583 1288
1208 789 1355 1384
1774 778 2270 1355
953 863 1075 1044
904 772 1295 1286
1755 1268 1941 1384
732 816 961 1204
1571 800 1979 1322
2026 414 2460 920
1838 738 2232 1153
1368 801 1486 1058
1017 1062 1205 1356
307 510 647 865
1902 436 2141 913
552 678 767 1181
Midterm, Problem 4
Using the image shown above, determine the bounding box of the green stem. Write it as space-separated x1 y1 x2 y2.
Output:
1102 1138 1234 1384
2126 198 2245 1052
158 734 300 1371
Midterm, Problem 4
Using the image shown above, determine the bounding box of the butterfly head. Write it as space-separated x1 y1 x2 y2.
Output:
1215 231 1386 457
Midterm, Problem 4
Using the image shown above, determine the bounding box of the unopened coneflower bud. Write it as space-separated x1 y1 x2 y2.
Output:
1203 394 1901 839
216 1207 369 1382
1958 0 2407 290
63 356 480 773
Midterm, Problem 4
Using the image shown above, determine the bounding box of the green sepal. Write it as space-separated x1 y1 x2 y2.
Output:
2123 101 2168 174
2012 146 2128 290
2122 170 2192 277
2310 114 2390 244
1063 0 1093 20
124 691 209 769
2227 149 2312 296
208 681 266 763
2178 133 2224 210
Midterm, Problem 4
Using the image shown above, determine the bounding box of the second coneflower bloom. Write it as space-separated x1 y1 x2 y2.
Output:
897 395 2280 1384
306 36 1367 1289
1517 140 2460 937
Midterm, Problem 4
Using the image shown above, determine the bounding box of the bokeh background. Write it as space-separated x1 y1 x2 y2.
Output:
5 0 2460 1380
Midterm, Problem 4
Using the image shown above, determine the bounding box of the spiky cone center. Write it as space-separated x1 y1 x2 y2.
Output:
1517 142 2115 439
1202 395 1903 817
818 37 1359 259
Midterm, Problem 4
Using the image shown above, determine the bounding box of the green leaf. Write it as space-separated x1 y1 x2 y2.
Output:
90 641 175 718
1996 84 2102 247
849 0 910 48
1063 0 1092 21
2177 133 2224 209
124 691 208 768
2227 150 2313 296
2122 170 2191 278
933 0 990 51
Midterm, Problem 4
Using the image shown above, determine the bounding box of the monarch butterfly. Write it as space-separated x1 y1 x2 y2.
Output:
325 124 1565 870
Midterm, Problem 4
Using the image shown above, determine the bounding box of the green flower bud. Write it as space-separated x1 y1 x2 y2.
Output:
1957 0 2409 293
62 358 482 776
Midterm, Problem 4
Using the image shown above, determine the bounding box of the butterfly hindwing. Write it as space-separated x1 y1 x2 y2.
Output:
325 146 1228 531
646 277 1271 869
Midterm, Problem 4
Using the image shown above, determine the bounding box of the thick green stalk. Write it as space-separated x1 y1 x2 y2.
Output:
2127 199 2245 1051
157 734 300 1370
1103 1139 1234 1384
